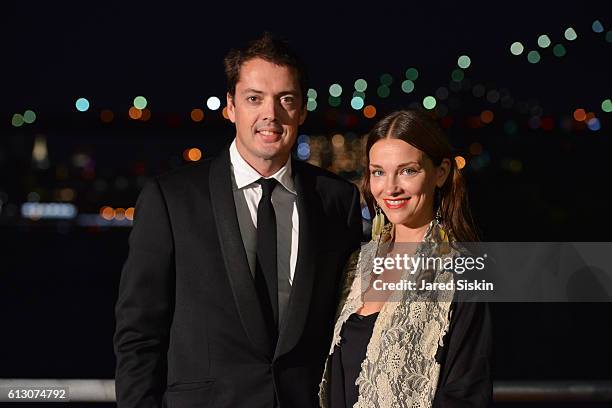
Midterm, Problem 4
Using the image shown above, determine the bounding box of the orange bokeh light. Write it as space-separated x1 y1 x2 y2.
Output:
140 108 151 121
573 108 587 122
100 206 115 220
222 107 229 120
125 207 135 221
183 148 202 162
455 156 466 170
480 110 494 124
191 108 205 122
129 107 143 120
100 109 114 123
115 208 126 221
363 105 377 119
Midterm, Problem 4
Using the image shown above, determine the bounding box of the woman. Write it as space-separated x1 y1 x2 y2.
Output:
319 110 492 407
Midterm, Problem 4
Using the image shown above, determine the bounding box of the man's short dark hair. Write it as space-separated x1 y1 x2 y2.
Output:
224 32 308 107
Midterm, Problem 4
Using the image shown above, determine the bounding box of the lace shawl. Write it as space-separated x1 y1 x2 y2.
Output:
319 221 457 408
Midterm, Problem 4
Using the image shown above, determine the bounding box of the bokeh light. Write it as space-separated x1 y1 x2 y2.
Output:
457 55 471 69
75 97 90 112
125 207 135 221
207 96 221 111
527 50 541 64
11 113 24 127
377 85 390 98
140 108 151 121
297 142 310 160
222 107 229 120
455 156 466 170
537 34 551 48
510 42 524 55
307 99 317 111
307 88 317 99
405 68 419 81
190 108 204 122
602 99 612 113
564 27 578 41
354 79 368 92
363 105 377 119
133 96 147 109
331 134 345 148
329 84 342 97
422 96 436 110
480 110 494 124
183 147 202 162
350 96 364 110
128 107 142 120
553 44 567 57
451 69 464 82
328 96 341 107
100 206 115 221
573 108 587 121
380 73 393 86
592 20 604 33
23 110 36 124
100 109 114 123
587 117 601 131
401 80 414 93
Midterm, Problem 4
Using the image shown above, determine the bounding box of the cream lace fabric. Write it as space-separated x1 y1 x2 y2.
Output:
319 221 458 408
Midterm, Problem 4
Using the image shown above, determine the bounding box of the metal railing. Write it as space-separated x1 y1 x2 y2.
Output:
1 379 611 403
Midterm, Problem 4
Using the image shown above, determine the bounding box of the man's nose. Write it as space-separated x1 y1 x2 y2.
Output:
261 99 279 121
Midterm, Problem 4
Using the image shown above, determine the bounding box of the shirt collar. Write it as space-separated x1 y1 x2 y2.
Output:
229 139 296 194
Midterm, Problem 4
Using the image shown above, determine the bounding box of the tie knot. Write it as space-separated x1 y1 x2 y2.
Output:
257 178 277 197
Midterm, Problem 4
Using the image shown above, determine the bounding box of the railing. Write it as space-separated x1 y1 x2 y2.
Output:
1 379 611 403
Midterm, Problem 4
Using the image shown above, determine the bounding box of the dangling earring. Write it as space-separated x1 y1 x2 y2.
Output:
434 188 442 225
371 202 385 240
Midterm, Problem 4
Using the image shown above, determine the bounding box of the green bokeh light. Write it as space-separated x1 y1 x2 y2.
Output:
328 96 341 107
329 84 342 97
451 69 464 82
527 50 541 64
12 113 24 127
307 99 317 111
602 99 612 113
354 79 368 92
564 27 578 41
23 110 36 124
380 73 393 86
377 85 390 98
405 68 419 81
353 91 366 99
307 88 317 99
510 42 524 55
553 44 566 57
457 55 471 69
537 34 551 48
133 96 147 109
401 80 414 94
422 96 436 110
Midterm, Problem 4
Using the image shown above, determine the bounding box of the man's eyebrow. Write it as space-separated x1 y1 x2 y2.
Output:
240 88 263 95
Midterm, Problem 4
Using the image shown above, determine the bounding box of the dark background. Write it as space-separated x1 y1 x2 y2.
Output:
1 1 612 406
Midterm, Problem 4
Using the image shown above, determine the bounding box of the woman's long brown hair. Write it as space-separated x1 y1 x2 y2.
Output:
362 109 479 242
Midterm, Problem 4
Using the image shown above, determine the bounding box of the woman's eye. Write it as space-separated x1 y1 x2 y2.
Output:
371 170 383 176
401 168 417 175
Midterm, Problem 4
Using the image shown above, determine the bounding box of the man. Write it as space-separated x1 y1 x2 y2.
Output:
114 33 362 408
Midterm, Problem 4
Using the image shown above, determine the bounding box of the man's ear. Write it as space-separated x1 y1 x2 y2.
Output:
226 92 236 123
436 158 452 187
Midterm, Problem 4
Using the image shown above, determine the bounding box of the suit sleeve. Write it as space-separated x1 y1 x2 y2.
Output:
346 183 363 252
114 179 175 408
432 301 493 408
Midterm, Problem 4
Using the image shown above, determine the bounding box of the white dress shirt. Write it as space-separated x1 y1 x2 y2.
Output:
229 139 299 285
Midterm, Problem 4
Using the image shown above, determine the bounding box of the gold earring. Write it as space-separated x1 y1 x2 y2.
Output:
371 202 385 240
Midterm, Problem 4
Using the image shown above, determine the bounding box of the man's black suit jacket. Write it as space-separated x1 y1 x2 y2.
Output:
114 148 363 408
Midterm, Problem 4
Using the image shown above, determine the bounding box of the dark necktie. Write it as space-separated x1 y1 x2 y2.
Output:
255 178 279 342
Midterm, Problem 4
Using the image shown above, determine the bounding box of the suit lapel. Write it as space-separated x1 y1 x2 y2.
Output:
275 161 319 360
209 150 273 358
